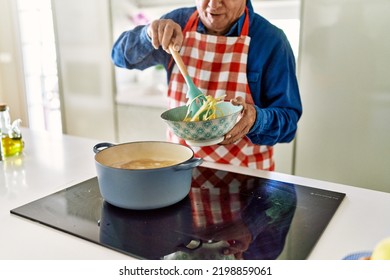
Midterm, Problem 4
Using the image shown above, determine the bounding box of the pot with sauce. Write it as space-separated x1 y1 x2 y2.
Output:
93 141 202 210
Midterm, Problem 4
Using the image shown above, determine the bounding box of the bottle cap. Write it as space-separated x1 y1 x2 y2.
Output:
0 103 8 111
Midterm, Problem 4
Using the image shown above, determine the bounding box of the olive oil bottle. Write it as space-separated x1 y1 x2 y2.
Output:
0 104 24 158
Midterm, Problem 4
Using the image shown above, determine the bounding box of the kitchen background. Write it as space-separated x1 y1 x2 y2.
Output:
0 0 389 193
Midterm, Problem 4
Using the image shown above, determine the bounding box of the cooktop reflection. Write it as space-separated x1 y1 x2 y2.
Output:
11 166 345 260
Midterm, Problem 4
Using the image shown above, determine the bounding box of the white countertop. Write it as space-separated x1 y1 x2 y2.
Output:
1 128 390 260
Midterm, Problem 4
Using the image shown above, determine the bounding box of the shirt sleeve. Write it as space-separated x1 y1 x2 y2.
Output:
111 25 168 70
246 17 302 146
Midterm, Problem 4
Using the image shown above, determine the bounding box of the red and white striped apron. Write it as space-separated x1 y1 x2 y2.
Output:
167 8 274 171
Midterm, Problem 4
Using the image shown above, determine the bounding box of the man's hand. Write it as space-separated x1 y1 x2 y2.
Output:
195 219 253 260
220 96 257 145
147 19 183 53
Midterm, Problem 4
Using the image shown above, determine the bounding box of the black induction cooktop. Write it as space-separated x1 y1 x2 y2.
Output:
11 166 345 260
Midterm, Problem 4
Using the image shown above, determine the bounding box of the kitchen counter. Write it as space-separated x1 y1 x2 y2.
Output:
1 128 390 260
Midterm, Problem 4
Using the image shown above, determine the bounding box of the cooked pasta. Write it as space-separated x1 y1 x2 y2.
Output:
183 95 225 122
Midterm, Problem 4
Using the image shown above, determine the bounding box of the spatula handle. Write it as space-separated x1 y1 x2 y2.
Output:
169 45 189 78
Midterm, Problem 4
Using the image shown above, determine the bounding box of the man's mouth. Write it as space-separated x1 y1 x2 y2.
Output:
207 9 223 16
208 12 223 18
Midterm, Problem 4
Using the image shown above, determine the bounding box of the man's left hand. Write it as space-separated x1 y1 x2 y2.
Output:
220 97 257 145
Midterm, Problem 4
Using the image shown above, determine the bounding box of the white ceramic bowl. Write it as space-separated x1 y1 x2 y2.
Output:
161 102 242 146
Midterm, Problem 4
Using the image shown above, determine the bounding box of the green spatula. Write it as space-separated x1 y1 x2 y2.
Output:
169 45 207 118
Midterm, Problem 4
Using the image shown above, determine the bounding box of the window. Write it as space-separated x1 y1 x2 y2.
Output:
17 0 61 133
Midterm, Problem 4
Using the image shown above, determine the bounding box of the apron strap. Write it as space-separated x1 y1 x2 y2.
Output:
183 10 200 33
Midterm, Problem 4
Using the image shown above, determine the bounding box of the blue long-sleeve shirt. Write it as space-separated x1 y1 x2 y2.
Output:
111 1 302 146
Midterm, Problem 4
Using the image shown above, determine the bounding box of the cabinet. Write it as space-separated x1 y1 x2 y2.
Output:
52 0 117 142
115 81 169 143
116 103 167 143
294 0 390 193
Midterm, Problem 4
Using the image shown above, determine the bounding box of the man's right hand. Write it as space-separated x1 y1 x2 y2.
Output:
147 19 183 53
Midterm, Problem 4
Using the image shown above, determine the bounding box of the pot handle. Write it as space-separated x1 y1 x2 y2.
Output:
173 157 203 171
93 142 115 154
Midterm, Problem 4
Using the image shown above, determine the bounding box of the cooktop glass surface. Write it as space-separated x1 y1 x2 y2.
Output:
11 166 345 260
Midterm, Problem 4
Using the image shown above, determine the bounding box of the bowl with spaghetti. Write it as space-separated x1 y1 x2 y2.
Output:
161 96 243 147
